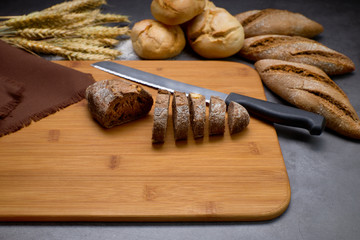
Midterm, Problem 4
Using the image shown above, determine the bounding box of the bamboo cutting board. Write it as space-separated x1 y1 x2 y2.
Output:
0 60 290 221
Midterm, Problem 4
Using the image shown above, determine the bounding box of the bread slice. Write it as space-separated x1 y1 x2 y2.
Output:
228 101 250 134
255 59 360 139
209 96 226 135
235 8 323 38
85 79 153 128
188 93 206 138
239 35 355 75
152 89 171 143
172 91 190 140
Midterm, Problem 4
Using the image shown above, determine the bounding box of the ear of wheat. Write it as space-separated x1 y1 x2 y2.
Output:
0 0 129 60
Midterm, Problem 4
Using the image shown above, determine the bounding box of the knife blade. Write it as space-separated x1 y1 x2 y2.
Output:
91 61 326 135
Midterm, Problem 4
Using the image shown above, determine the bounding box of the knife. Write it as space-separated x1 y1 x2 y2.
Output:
91 61 326 135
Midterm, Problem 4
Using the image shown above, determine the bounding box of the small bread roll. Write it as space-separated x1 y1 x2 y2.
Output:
151 0 206 25
131 19 185 59
186 4 245 59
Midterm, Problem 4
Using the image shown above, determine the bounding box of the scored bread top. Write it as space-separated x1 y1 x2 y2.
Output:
235 8 323 38
255 59 360 139
239 35 355 75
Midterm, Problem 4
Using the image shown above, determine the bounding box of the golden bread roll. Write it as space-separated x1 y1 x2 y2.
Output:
151 0 206 25
131 19 186 59
186 4 244 58
254 59 360 139
235 8 324 38
239 35 355 75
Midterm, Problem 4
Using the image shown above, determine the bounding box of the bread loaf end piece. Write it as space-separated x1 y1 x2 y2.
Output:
209 96 226 135
86 79 153 128
188 93 206 139
228 101 250 134
172 91 190 141
255 59 360 139
152 89 171 143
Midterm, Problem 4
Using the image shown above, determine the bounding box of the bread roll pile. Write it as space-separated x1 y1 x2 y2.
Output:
131 0 244 59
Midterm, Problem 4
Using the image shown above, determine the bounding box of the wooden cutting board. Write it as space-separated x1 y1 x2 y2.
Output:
0 60 290 221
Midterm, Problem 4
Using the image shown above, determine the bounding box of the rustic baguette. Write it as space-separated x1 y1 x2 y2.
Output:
209 96 226 135
254 59 360 139
228 101 250 135
239 35 355 75
152 89 171 143
172 91 190 140
188 93 206 139
85 79 153 128
235 8 323 38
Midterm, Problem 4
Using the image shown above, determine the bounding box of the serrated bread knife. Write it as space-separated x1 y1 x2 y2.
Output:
91 61 326 135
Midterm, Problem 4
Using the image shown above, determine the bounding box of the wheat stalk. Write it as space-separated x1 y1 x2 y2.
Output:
43 0 107 13
98 38 119 46
54 42 121 57
95 13 130 24
15 28 75 39
3 37 113 60
3 12 71 29
77 26 130 38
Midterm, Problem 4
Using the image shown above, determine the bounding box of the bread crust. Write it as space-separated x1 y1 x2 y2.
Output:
254 59 360 139
86 79 153 128
186 5 244 59
209 96 226 135
131 19 185 59
151 0 206 25
152 89 171 143
239 35 355 75
172 91 190 140
235 8 323 38
188 93 206 138
228 101 250 134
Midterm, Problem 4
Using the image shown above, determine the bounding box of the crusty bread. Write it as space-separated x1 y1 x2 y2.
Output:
235 8 323 38
239 35 355 75
172 91 190 140
86 79 153 128
254 59 360 139
186 4 244 58
151 0 206 25
131 19 185 59
152 89 171 143
188 93 206 138
228 101 250 134
209 96 226 135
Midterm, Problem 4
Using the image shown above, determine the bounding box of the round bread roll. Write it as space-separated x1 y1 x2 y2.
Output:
131 19 186 59
151 0 206 25
186 5 245 59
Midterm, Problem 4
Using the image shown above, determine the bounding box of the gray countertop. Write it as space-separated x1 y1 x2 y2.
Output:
1 0 360 239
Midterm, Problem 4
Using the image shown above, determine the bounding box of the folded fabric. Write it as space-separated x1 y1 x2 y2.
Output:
0 77 24 119
0 40 95 137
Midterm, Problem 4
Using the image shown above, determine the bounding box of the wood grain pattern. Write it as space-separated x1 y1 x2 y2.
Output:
0 61 290 221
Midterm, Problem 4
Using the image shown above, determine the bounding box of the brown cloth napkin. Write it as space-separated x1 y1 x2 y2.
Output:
0 77 24 119
0 40 95 137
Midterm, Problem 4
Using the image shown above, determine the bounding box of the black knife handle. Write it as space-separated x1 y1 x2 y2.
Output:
225 92 326 135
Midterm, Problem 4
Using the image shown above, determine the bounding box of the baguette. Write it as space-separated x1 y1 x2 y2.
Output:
209 96 226 135
86 79 153 128
188 93 206 139
228 101 250 134
152 89 171 143
235 8 323 38
254 59 360 139
239 35 355 75
172 91 190 140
